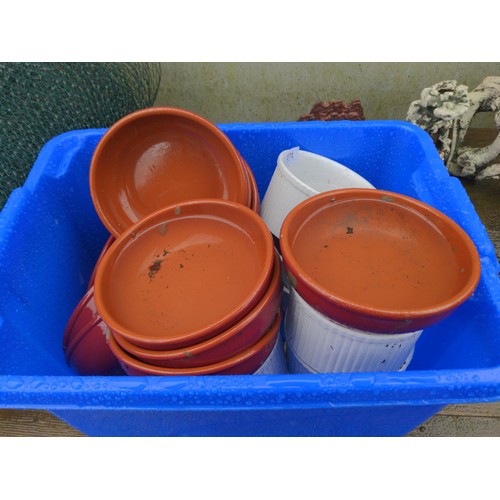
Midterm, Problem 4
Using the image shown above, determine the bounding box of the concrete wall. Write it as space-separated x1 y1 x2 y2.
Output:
154 62 500 127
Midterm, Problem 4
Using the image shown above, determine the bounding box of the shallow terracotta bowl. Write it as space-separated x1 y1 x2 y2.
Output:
280 188 481 333
94 199 275 350
108 309 282 376
90 106 251 237
113 249 282 367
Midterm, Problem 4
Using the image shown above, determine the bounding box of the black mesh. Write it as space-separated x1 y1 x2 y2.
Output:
0 62 161 209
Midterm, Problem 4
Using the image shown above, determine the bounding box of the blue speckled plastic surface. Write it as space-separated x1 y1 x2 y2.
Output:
0 120 499 436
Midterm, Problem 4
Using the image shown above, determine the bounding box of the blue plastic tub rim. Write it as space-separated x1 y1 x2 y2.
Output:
0 368 499 410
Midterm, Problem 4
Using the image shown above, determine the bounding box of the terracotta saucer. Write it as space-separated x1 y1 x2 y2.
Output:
280 188 481 333
108 309 282 376
90 107 251 237
113 249 282 368
94 199 275 349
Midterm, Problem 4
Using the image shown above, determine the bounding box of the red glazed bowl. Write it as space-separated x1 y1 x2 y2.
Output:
90 106 251 237
280 188 482 333
108 309 282 376
94 199 275 350
113 249 282 368
63 286 123 375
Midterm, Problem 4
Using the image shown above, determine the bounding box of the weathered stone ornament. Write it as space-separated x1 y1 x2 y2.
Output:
407 77 500 180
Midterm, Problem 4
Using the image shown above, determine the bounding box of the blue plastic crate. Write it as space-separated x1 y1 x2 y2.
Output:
0 120 499 436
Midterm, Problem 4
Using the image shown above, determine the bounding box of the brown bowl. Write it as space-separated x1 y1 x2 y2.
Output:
280 188 481 333
94 198 275 350
108 309 282 376
113 249 282 367
89 106 251 237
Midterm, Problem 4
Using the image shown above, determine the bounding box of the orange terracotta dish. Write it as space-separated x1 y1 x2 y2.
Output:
280 188 481 333
94 199 275 349
90 107 250 237
108 309 281 376
112 250 282 368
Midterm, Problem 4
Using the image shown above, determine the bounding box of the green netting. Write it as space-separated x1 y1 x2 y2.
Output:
0 62 162 209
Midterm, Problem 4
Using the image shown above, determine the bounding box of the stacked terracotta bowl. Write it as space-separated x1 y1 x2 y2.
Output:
63 107 283 376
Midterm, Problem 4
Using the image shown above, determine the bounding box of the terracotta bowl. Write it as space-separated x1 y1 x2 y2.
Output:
280 188 481 333
94 199 275 350
89 106 251 237
63 287 123 375
108 309 282 376
113 249 282 368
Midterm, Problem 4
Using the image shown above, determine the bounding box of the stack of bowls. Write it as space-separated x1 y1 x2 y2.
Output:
95 199 283 375
63 107 285 376
280 188 482 373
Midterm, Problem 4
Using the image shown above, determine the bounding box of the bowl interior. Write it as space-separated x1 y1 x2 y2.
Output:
90 107 249 236
281 189 481 314
95 199 275 349
112 249 282 366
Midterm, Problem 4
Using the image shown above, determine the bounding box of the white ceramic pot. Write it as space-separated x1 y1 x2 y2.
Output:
284 288 422 373
260 147 375 237
286 337 416 374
